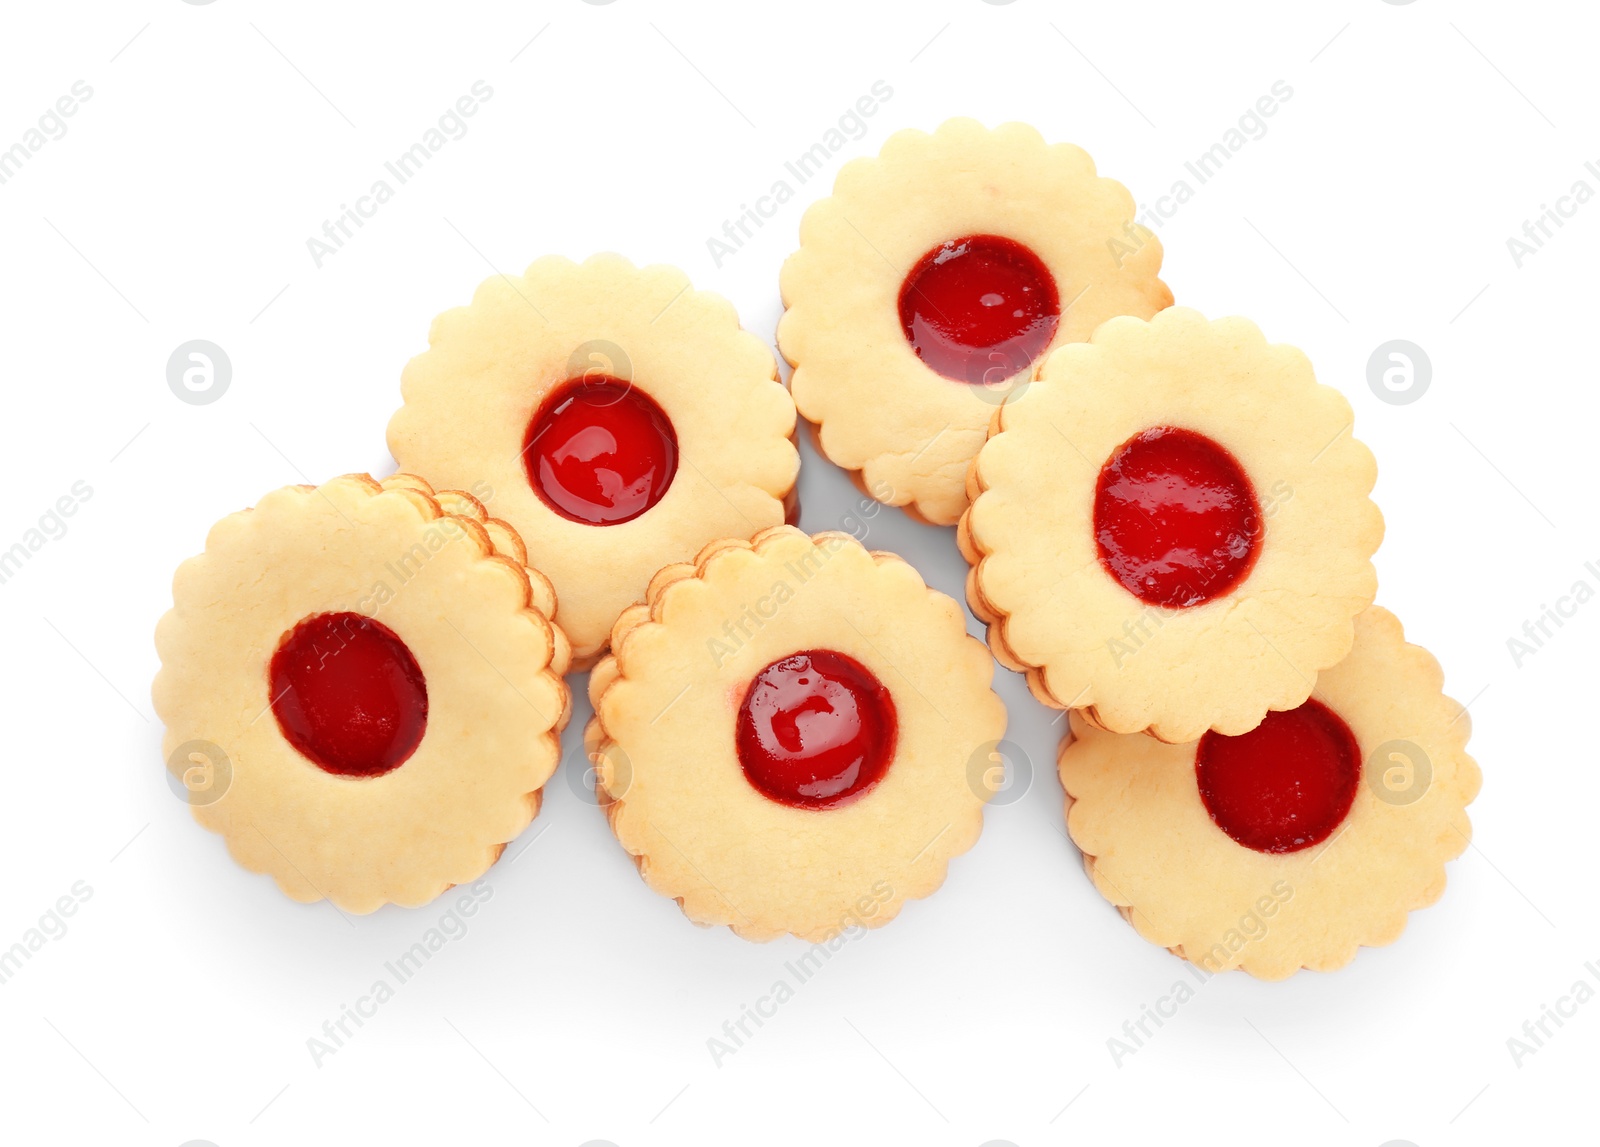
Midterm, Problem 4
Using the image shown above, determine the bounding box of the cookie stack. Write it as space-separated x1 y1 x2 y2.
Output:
954 310 1476 978
155 118 1477 976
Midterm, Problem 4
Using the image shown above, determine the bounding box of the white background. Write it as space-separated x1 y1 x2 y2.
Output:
0 1 1594 1144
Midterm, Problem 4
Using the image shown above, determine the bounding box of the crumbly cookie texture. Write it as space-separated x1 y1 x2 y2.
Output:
387 253 798 668
961 307 1383 742
153 473 571 913
586 526 1007 942
1059 607 1479 980
778 117 1172 526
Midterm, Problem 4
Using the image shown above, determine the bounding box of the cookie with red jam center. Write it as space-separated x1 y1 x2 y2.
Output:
1059 607 1480 979
736 649 898 810
585 527 1006 942
961 307 1383 743
153 474 571 913
779 118 1172 526
388 253 799 668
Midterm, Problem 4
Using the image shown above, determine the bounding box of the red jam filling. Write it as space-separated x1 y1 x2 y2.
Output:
898 234 1060 384
1093 426 1262 609
523 375 678 526
269 612 428 778
735 650 897 810
1195 699 1361 854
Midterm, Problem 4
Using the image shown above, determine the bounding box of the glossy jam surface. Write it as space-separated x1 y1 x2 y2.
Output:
1093 426 1262 609
523 376 678 526
898 234 1060 384
269 612 428 778
1195 699 1361 854
735 650 897 809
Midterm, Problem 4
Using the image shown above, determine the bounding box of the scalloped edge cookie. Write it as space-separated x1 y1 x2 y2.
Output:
153 473 571 913
1059 606 1480 979
388 253 799 668
585 526 1006 941
779 117 1172 525
961 307 1383 742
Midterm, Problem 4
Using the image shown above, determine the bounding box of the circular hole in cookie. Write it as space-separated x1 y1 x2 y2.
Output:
523 375 678 526
1195 698 1361 854
269 612 429 778
1093 425 1263 609
898 234 1060 384
736 649 897 810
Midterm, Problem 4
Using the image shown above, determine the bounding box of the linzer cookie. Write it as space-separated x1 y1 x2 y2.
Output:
960 307 1382 742
778 117 1172 525
153 474 570 913
585 526 1006 941
387 254 799 668
1059 607 1480 979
